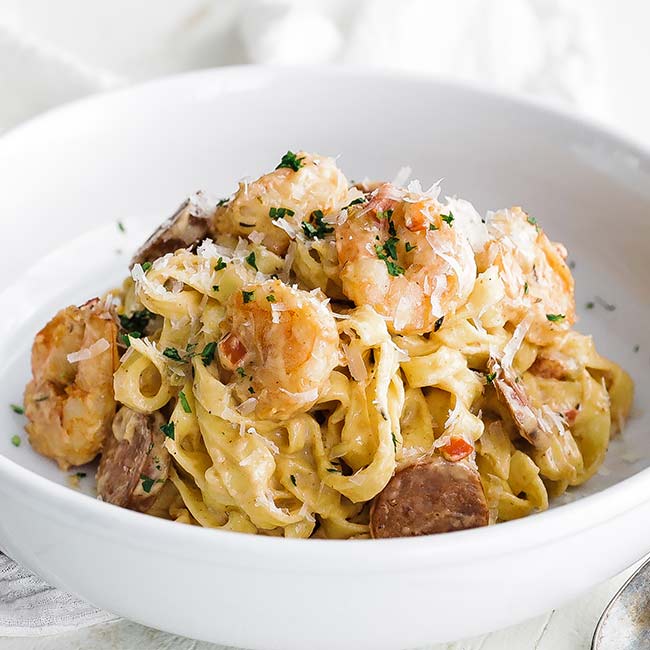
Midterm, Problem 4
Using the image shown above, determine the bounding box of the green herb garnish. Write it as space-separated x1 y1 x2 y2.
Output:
117 221 125 233
245 251 258 270
266 294 276 303
10 435 20 447
140 474 155 493
212 285 220 292
486 372 497 383
200 342 216 367
10 404 24 415
269 206 296 221
163 347 183 362
405 242 416 252
276 150 304 172
161 422 175 440
429 223 439 231
236 367 246 378
434 316 444 332
119 309 153 334
301 209 334 239
346 197 366 208
75 472 87 478
586 301 594 310
391 432 398 452
214 257 227 271
242 290 255 304
441 212 454 226
546 313 566 322
141 261 152 272
290 474 297 486
523 281 529 295
178 391 192 413
326 467 340 473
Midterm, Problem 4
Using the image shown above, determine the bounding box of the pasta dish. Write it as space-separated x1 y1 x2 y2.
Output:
21 151 634 538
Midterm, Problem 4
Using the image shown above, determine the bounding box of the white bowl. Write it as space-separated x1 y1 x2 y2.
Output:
0 66 649 650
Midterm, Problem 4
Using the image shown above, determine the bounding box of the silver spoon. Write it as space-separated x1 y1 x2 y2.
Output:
592 557 650 649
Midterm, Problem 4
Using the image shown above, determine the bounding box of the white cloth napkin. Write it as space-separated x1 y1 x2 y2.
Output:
0 553 116 636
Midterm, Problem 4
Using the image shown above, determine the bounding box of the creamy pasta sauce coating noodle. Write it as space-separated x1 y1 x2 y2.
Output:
23 150 634 538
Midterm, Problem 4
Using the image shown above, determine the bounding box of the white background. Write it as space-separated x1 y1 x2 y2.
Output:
0 0 648 648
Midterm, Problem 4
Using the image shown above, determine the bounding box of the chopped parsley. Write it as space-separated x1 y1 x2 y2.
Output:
236 367 246 378
527 215 538 227
486 372 497 384
117 221 125 233
214 257 227 271
266 294 276 303
10 435 20 447
248 386 255 394
383 259 405 276
375 237 404 276
10 404 24 415
217 197 230 207
586 301 595 310
178 391 192 413
141 261 152 272
391 432 398 452
276 151 304 172
523 281 529 295
434 316 444 332
200 342 216 367
326 467 340 473
75 472 87 479
405 242 416 252
163 347 183 362
245 251 258 270
301 209 334 239
441 212 454 226
161 422 175 440
140 474 155 494
242 290 255 304
290 474 297 486
429 223 439 231
376 209 394 221
119 309 153 334
269 206 296 221
212 285 220 292
346 197 366 208
546 313 566 322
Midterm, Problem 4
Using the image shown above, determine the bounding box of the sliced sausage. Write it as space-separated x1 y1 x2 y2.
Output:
370 457 489 538
130 193 216 268
96 405 170 512
489 358 550 449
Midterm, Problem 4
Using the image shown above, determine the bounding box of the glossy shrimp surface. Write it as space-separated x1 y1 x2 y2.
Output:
213 151 350 255
24 298 118 469
477 207 575 345
218 279 339 420
336 183 476 334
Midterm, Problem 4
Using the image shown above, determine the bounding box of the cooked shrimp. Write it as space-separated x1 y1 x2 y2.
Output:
24 298 118 469
477 207 575 345
336 183 476 334
212 151 350 255
217 279 339 420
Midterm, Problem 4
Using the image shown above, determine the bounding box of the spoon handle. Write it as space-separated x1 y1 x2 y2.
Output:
592 557 650 649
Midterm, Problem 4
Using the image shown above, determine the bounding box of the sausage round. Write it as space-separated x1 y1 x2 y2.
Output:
370 457 489 538
96 406 170 512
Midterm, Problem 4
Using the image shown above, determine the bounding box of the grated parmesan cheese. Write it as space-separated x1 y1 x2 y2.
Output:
67 338 110 364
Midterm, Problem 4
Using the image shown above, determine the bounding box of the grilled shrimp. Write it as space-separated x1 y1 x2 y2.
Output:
336 183 476 334
212 151 350 255
477 207 575 345
24 298 118 469
217 279 339 420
